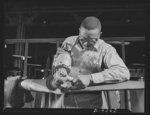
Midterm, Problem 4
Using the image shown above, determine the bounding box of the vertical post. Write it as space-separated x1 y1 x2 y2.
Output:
23 41 28 77
121 40 131 110
14 14 25 68
48 93 52 108
121 40 126 63
33 44 38 79
56 41 60 48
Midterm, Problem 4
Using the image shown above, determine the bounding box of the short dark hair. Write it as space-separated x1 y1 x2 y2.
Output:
80 16 101 30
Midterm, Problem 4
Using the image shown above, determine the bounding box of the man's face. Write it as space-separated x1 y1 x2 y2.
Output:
79 27 101 49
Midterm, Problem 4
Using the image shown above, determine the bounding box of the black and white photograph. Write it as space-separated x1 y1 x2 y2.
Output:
2 0 148 113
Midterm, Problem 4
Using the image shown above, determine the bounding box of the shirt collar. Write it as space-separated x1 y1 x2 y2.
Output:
93 38 104 51
93 40 99 51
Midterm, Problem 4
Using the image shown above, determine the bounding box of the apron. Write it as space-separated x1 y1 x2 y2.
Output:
64 42 103 108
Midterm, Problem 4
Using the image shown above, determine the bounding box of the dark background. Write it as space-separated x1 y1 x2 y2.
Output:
3 0 146 67
4 1 146 38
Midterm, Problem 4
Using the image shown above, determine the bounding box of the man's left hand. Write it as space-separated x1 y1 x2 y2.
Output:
70 74 92 90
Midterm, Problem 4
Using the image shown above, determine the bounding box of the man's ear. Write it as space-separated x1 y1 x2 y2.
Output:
79 27 82 35
98 31 102 39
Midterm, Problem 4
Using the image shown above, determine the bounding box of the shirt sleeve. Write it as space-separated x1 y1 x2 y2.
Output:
61 36 77 52
91 44 130 84
54 37 73 66
52 36 75 78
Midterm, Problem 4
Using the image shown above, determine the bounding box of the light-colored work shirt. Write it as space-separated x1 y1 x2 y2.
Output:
61 35 130 84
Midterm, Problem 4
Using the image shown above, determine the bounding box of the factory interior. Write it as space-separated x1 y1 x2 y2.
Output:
3 0 148 113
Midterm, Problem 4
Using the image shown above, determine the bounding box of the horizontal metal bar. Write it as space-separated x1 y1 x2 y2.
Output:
5 38 65 44
107 41 130 45
103 36 145 41
5 36 145 44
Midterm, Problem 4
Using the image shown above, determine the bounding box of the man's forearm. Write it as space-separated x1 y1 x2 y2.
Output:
91 66 130 84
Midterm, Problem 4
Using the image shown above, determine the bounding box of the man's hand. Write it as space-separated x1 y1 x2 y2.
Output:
70 74 92 90
51 68 93 91
78 74 92 87
52 71 74 92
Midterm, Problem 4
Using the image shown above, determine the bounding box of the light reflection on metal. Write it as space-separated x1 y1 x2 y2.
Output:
22 56 25 60
107 41 130 45
27 64 42 66
12 55 32 61
41 69 44 72
131 63 145 66
5 44 7 48
12 54 32 58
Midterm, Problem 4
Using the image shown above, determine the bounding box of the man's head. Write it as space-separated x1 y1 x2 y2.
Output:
78 16 102 49
79 16 102 38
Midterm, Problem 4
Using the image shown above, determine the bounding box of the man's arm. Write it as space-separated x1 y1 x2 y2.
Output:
45 37 74 91
91 44 130 84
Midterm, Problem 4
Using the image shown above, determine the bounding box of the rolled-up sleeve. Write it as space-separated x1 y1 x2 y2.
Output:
91 44 130 84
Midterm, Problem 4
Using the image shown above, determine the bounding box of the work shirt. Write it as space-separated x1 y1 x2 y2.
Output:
58 35 130 108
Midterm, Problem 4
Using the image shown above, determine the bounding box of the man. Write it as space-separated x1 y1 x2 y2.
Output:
45 16 130 108
19 16 130 108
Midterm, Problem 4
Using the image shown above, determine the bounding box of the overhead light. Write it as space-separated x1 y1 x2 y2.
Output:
126 19 131 23
43 20 47 24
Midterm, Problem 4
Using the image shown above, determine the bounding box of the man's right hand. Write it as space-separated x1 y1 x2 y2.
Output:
54 75 74 92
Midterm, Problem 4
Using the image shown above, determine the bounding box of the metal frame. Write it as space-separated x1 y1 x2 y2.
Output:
5 36 145 76
5 36 144 44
